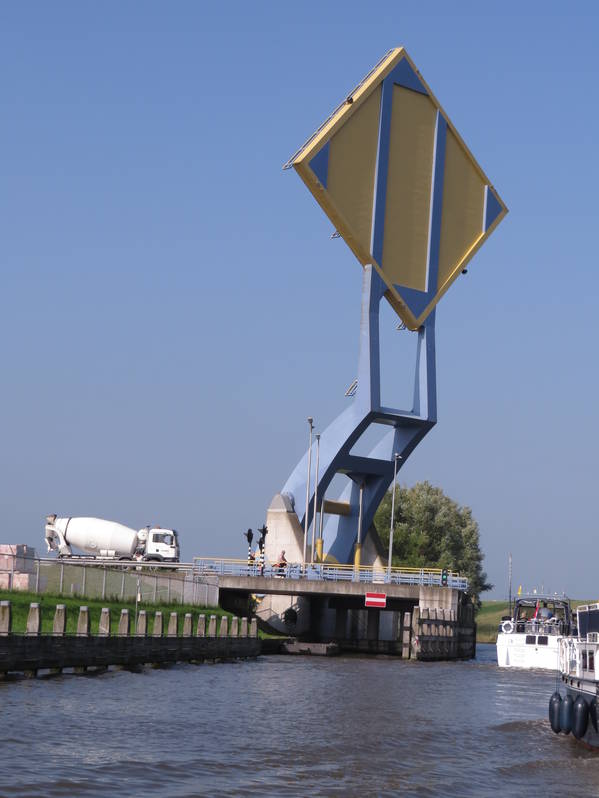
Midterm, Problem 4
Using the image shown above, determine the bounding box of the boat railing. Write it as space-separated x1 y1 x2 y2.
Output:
512 619 567 636
559 636 599 679
559 637 578 676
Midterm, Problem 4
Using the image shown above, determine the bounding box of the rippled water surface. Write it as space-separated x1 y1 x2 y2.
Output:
1 644 598 797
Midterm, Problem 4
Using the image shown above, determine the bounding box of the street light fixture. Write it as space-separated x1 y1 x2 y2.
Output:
387 453 401 581
302 417 314 572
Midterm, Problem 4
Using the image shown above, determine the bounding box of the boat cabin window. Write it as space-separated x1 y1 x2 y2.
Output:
589 651 595 671
582 651 588 670
578 608 599 639
537 636 548 646
525 635 536 645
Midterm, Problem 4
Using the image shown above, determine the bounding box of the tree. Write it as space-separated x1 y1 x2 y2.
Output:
374 481 492 605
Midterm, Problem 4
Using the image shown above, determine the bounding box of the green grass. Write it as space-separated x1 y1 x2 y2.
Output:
0 589 232 636
476 601 509 643
476 599 594 643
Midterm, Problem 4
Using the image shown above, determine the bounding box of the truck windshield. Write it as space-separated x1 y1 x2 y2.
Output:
153 533 174 546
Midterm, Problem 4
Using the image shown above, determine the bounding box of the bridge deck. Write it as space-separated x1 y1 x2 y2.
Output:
193 559 468 593
216 573 423 599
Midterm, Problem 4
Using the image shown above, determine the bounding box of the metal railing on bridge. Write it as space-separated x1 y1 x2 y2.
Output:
192 558 468 591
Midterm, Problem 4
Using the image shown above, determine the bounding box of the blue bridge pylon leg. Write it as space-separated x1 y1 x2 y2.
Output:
281 264 437 565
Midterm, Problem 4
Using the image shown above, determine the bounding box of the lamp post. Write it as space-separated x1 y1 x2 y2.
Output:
387 453 401 581
317 479 325 564
311 433 321 563
354 481 365 580
302 417 314 572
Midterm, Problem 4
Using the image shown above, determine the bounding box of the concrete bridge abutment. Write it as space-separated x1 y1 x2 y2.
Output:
218 575 475 659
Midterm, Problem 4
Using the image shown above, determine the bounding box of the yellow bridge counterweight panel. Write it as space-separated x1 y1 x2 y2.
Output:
382 86 437 292
327 86 381 262
437 130 486 292
286 48 508 329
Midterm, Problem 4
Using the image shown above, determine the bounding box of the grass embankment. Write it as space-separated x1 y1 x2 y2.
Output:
0 589 231 636
476 599 593 643
476 601 509 643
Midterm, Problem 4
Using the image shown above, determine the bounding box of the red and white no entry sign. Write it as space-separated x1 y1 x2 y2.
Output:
365 592 386 608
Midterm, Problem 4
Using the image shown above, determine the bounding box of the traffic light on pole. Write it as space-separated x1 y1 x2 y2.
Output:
441 569 448 587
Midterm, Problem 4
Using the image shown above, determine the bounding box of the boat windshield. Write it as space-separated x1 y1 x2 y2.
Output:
512 598 570 634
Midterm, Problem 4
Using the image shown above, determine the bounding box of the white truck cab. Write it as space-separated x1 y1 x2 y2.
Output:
138 527 180 562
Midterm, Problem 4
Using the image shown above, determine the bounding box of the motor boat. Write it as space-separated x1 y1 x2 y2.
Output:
496 594 574 670
549 603 599 746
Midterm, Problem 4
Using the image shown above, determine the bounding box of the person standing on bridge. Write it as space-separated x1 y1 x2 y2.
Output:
276 550 287 577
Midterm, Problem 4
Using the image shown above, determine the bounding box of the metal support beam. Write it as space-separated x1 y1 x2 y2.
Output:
282 265 436 565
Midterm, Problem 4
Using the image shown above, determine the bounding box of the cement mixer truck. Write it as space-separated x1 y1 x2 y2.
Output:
44 515 180 562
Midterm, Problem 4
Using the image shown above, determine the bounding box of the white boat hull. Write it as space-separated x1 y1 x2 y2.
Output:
496 632 561 670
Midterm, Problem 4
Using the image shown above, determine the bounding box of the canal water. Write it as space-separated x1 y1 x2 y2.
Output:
1 644 597 797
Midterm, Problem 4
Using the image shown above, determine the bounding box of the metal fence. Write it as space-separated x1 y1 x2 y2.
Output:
192 558 469 591
0 556 219 607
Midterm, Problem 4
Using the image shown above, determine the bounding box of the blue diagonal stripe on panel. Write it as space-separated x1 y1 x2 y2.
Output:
484 185 503 231
388 58 428 96
309 141 330 188
371 76 394 266
394 111 447 320
426 113 447 292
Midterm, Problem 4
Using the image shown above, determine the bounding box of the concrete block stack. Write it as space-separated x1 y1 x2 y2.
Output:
0 545 38 590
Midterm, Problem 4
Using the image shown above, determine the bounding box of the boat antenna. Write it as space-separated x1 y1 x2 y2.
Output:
508 552 512 616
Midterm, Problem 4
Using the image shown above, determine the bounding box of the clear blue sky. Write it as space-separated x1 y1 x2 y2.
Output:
1 2 597 599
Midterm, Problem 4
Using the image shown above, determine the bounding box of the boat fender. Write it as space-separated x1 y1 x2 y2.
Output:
501 620 514 634
573 695 589 739
559 694 574 735
549 692 562 734
589 698 598 732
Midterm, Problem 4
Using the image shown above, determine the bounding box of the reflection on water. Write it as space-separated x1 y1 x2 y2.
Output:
0 644 596 797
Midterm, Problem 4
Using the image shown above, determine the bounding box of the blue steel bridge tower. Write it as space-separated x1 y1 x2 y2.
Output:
281 47 507 568
281 265 436 566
